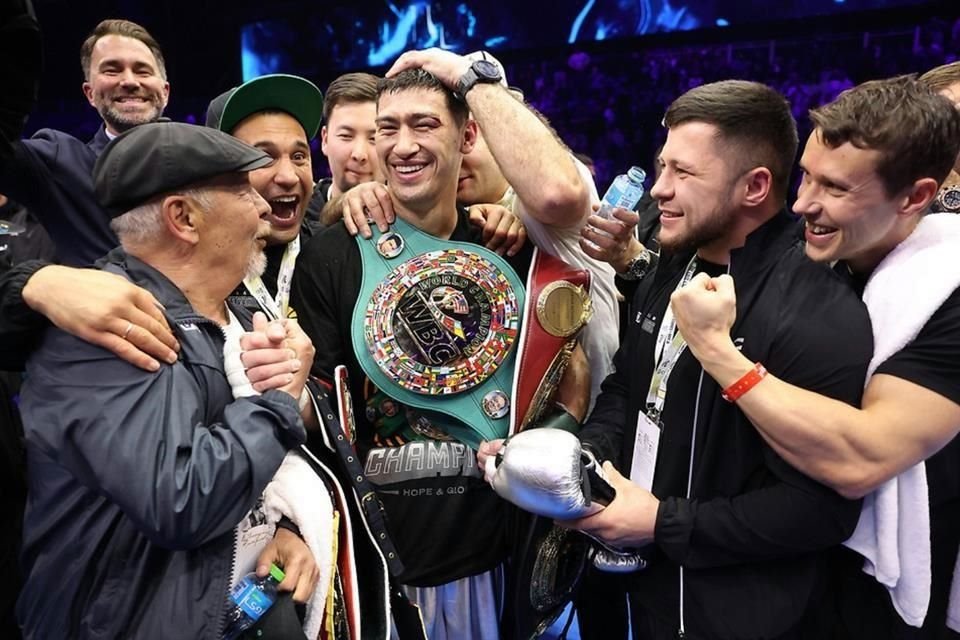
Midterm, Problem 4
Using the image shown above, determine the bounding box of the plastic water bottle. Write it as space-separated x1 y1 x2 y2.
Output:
222 563 285 640
598 166 646 218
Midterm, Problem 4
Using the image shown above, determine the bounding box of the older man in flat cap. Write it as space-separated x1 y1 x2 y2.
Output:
15 122 317 639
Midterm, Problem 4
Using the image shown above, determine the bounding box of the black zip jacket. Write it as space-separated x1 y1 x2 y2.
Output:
17 250 306 639
580 210 873 639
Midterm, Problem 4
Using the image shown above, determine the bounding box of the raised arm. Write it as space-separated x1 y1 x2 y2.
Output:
0 0 41 158
387 48 590 228
671 273 960 499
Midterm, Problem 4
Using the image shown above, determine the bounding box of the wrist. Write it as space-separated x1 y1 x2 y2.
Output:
21 264 60 313
456 58 503 98
611 250 634 275
721 362 768 403
617 245 652 281
698 338 753 387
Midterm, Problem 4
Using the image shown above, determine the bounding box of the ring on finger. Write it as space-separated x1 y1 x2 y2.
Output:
122 322 134 339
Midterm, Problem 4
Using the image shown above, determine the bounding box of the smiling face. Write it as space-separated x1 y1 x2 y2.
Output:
794 129 906 272
231 112 313 246
375 87 475 217
82 35 169 135
321 101 382 196
649 121 742 257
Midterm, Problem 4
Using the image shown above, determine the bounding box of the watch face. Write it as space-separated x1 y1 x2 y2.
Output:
936 184 960 213
473 59 502 82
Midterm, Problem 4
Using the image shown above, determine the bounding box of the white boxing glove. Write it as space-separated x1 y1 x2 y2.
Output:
484 428 612 520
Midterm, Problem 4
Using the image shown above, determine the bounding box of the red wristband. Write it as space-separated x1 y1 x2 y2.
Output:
721 362 767 402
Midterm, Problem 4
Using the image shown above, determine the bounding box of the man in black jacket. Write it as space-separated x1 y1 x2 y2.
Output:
0 16 169 266
565 80 873 639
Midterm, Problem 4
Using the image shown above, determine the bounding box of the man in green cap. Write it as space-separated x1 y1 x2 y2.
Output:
206 73 325 320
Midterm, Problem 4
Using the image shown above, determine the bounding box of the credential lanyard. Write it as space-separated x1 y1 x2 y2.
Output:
242 235 300 320
645 256 698 419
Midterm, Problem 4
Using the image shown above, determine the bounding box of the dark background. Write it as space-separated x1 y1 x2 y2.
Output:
24 0 960 190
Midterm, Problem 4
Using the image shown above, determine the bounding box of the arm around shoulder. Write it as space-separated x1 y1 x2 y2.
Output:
22 331 304 549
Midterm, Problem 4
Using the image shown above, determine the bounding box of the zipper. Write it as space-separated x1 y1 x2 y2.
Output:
212 315 237 639
677 261 731 639
218 527 240 638
678 369 705 639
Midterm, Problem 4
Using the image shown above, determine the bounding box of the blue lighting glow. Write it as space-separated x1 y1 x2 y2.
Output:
240 0 931 77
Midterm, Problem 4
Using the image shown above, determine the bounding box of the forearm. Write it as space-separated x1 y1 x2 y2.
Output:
467 84 588 227
694 337 876 498
112 390 304 548
578 373 631 462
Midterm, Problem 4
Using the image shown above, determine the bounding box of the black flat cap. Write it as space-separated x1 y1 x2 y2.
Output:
93 121 273 217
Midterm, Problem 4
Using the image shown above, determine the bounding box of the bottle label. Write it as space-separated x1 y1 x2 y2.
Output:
604 182 625 206
230 578 273 622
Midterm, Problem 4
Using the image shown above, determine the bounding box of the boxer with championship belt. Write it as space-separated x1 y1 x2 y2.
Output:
291 67 594 640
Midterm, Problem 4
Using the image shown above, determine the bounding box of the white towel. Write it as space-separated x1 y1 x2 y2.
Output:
223 314 334 640
844 213 960 627
263 452 335 640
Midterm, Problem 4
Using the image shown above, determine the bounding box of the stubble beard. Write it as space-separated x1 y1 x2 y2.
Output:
98 96 165 134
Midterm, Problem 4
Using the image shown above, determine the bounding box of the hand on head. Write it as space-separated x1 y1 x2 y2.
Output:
385 48 471 89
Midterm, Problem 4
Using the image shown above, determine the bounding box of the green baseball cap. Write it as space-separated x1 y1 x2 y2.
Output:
206 74 324 139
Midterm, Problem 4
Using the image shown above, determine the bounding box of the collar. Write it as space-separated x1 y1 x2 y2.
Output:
652 209 800 286
98 247 230 324
727 209 803 277
89 125 112 154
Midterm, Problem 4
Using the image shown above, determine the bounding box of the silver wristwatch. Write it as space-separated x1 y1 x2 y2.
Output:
619 248 653 281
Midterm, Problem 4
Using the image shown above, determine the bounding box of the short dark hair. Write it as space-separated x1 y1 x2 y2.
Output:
664 80 798 200
377 69 469 128
919 62 960 95
810 74 960 196
80 19 167 81
323 72 379 123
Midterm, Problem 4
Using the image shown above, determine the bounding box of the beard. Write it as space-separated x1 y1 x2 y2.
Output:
658 211 736 255
657 185 739 255
96 95 165 133
244 247 267 281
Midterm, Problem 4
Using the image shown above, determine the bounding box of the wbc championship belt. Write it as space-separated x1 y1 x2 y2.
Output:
351 217 591 448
